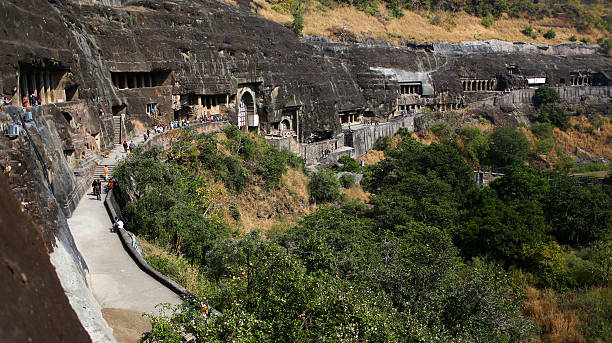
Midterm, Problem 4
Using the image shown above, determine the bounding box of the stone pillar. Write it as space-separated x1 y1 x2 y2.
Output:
37 72 43 100
29 72 36 96
123 74 128 89
140 74 145 88
133 74 138 88
49 73 55 102
44 71 51 103
22 72 28 101
147 74 153 87
197 95 202 106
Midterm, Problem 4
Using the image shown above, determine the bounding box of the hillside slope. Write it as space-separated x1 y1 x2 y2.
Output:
252 0 611 45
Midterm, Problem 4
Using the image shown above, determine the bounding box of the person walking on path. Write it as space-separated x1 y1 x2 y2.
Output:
103 166 109 181
95 180 102 200
122 140 128 153
129 140 135 151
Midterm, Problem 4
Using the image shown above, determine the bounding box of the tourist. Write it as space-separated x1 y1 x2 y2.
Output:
103 166 109 181
112 217 124 233
129 140 135 151
122 140 128 153
92 179 98 197
99 108 105 116
95 180 102 201
143 132 148 141
29 94 36 107
36 95 41 106
22 95 28 107
3 97 11 106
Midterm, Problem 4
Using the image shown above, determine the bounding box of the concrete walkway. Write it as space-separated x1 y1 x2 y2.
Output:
68 139 181 342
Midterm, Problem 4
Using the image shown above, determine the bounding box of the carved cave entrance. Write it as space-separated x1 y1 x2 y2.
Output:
238 91 255 131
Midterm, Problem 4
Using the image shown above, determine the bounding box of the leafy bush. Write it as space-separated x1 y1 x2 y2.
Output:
481 15 494 27
339 173 354 188
487 126 530 166
337 155 360 172
540 103 570 131
458 126 489 164
569 35 578 42
373 135 391 151
543 28 556 39
581 37 591 44
534 85 560 108
309 169 341 203
531 122 554 139
521 25 537 39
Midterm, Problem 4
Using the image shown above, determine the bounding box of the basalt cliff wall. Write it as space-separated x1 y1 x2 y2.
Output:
0 0 611 338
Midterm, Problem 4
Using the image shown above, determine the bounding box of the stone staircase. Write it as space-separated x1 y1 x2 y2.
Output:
112 115 122 145
93 163 117 181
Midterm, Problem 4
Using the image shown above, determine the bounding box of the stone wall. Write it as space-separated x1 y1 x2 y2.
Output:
478 86 612 108
345 115 415 158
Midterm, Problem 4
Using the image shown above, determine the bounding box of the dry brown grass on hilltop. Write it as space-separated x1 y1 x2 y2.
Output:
359 149 385 165
251 0 607 44
525 287 586 343
233 168 315 236
341 184 370 204
554 116 612 159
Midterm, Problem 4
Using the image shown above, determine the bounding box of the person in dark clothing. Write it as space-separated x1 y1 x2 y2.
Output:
122 140 128 153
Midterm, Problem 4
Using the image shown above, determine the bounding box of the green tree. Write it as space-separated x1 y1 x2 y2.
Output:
545 173 612 247
534 85 560 108
309 169 341 203
487 126 530 166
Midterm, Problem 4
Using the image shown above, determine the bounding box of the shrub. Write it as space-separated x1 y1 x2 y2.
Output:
521 25 537 39
531 122 553 139
543 28 556 39
534 85 560 108
337 155 360 172
540 103 570 131
481 15 494 28
487 126 530 166
339 174 354 188
581 37 591 44
309 170 341 204
569 35 578 42
373 136 391 151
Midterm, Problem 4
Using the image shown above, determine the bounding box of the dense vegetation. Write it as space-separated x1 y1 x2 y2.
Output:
116 118 611 342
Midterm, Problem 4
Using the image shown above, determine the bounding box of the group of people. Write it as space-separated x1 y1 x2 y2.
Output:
322 146 335 158
22 94 42 107
122 140 136 153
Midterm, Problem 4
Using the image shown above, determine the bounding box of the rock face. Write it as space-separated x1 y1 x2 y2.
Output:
0 173 91 342
0 0 611 338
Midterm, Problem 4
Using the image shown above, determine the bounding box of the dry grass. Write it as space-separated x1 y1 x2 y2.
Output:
525 287 586 343
359 149 385 165
553 116 612 159
251 1 608 44
341 184 370 204
233 168 315 235
138 237 212 298
252 0 292 24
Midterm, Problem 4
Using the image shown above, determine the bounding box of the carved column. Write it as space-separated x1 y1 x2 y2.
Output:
45 71 51 103
140 74 146 88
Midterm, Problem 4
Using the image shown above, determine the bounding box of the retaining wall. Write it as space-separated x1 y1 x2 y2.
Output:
345 115 415 158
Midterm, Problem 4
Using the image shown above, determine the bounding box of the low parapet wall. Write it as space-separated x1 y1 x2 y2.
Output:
104 188 221 316
482 86 612 108
345 115 415 158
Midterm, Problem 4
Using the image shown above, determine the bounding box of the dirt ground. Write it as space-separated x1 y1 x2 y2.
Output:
102 308 152 343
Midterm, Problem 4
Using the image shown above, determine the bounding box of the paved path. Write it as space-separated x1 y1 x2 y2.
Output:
68 139 181 342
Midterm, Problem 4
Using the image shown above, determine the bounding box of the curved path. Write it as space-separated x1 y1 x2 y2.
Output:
68 139 181 343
